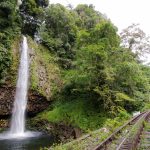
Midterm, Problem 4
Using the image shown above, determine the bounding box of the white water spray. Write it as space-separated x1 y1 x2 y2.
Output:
0 36 41 139
10 36 29 135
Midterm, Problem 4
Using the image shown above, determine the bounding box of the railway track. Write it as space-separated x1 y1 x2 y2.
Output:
138 113 150 150
93 111 150 150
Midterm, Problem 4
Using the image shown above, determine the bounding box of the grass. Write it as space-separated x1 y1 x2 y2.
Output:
40 99 109 131
40 101 130 150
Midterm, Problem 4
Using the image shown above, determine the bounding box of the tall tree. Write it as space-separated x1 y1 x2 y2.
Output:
39 4 77 69
0 0 18 28
120 24 150 60
20 0 48 36
75 4 103 29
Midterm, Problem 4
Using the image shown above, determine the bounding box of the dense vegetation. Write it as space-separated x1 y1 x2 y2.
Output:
0 0 20 82
0 0 150 135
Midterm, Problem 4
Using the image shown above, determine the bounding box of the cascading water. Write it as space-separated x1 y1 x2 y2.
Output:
0 35 53 149
10 36 29 135
0 36 40 139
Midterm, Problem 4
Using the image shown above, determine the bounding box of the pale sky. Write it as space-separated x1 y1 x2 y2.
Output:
49 0 150 63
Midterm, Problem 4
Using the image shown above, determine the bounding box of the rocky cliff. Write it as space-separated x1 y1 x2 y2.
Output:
0 84 49 116
0 37 62 118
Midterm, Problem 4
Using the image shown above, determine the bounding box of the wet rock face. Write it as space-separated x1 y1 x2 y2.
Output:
27 90 50 116
0 120 9 128
0 84 50 117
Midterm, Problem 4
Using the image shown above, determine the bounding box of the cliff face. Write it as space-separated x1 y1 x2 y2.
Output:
28 37 62 100
0 84 49 116
0 36 62 117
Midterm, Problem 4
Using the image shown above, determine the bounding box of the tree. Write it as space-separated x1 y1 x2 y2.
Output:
35 0 49 7
0 0 19 82
0 45 11 81
74 4 103 29
64 21 121 113
20 0 46 36
39 4 77 69
120 24 150 60
0 0 18 28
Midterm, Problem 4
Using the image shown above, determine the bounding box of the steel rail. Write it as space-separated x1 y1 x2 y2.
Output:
93 111 148 150
116 111 150 150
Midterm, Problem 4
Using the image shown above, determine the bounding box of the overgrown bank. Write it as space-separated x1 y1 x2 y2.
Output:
0 0 150 147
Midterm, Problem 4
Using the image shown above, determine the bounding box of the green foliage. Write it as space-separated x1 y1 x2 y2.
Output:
0 0 20 82
49 108 130 150
0 0 18 28
35 0 49 7
39 4 77 69
75 4 103 29
60 13 150 114
0 1 150 142
62 21 121 114
77 21 120 48
20 0 47 35
0 45 11 81
41 99 108 131
142 103 150 111
28 37 62 99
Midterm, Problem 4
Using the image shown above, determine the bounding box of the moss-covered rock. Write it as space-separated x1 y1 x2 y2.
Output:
28 37 62 100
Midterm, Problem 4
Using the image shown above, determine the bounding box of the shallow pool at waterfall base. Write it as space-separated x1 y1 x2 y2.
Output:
0 132 54 150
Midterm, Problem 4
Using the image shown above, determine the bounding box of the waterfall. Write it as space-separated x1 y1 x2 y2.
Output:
10 36 29 135
0 36 41 139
